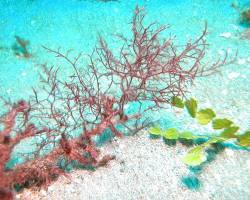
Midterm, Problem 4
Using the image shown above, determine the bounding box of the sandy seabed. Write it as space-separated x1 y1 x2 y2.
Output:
18 131 250 200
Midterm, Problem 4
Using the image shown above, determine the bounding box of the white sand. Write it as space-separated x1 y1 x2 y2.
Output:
18 131 250 200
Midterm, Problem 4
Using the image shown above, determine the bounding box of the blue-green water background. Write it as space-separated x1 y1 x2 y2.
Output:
0 0 250 169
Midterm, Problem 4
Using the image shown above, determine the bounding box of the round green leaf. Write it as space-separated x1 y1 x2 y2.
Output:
196 108 216 125
149 127 162 136
185 98 198 118
237 130 250 147
171 96 184 108
220 126 239 139
163 128 179 140
212 118 233 130
182 146 206 166
179 131 197 140
203 137 224 146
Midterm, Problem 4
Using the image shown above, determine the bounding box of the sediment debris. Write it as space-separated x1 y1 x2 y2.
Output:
11 36 31 58
240 28 250 39
231 1 250 25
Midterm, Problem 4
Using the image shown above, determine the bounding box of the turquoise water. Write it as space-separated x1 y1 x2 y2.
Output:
1 0 250 109
0 0 250 193
1 1 250 139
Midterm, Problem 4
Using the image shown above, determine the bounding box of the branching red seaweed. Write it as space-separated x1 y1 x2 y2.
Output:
0 6 231 200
